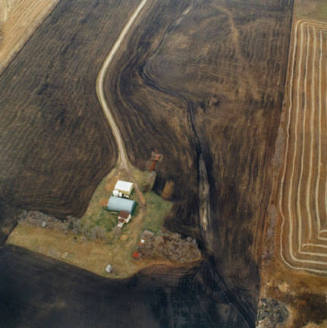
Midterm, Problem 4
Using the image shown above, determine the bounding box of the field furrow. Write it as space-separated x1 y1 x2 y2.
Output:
279 19 327 274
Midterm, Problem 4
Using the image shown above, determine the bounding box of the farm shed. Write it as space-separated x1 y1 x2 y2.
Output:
107 196 136 214
113 180 134 198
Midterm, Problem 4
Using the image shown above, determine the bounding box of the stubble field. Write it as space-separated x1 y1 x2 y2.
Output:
260 1 327 326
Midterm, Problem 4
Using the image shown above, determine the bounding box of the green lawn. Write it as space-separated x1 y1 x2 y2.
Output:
94 210 117 232
79 170 118 237
142 192 173 233
130 167 156 192
79 168 171 238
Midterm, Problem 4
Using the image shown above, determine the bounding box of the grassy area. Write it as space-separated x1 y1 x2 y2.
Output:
142 192 173 233
7 223 177 278
78 166 158 237
130 167 156 192
94 210 117 232
7 168 175 278
79 168 119 237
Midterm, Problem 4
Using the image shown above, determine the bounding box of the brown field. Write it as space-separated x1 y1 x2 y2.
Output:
259 2 327 326
0 0 295 326
0 0 143 217
260 255 327 327
295 0 327 22
104 0 293 324
0 0 59 73
277 19 327 275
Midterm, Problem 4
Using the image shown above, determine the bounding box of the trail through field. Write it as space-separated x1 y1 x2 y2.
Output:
96 0 148 172
96 0 149 206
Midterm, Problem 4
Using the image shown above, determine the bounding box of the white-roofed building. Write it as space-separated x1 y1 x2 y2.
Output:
113 180 134 198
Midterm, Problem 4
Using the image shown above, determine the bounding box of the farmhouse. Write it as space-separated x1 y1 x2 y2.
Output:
113 180 134 198
107 196 136 214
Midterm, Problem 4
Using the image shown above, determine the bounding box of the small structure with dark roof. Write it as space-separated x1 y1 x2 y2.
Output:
117 211 132 228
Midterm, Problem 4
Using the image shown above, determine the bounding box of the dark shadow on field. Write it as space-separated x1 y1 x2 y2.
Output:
0 246 248 328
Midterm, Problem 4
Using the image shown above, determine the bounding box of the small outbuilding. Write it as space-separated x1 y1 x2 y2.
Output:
117 211 132 228
113 180 134 198
107 196 136 214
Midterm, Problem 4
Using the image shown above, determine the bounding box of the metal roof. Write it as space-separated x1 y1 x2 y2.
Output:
107 197 136 214
114 180 134 194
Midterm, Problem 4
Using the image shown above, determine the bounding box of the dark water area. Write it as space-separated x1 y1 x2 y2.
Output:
0 246 249 328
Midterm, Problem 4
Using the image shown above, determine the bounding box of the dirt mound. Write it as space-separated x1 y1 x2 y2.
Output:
256 298 288 328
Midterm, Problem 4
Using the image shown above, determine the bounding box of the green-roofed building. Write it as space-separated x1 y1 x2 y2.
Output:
107 196 136 214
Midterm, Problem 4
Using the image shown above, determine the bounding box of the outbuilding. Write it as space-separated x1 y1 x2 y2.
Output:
117 211 132 228
113 180 134 198
107 196 136 214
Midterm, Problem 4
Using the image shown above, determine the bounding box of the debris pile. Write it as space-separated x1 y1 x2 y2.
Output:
22 211 108 241
137 230 201 263
256 298 288 328
24 211 64 230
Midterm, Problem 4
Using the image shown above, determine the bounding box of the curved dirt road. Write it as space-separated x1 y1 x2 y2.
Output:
96 0 149 170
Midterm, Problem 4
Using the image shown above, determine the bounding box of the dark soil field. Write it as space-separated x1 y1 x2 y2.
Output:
0 0 142 218
105 0 294 324
0 0 294 327
0 245 250 328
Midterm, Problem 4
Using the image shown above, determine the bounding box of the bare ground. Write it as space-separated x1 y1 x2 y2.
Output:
260 4 327 326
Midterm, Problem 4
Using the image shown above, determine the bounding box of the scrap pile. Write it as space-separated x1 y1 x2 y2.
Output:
136 230 201 263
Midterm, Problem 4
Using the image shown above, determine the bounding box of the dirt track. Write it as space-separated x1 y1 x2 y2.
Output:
96 0 148 171
96 0 149 207
278 19 327 274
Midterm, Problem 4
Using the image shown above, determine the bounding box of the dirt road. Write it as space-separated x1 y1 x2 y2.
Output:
96 0 149 171
96 0 149 206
